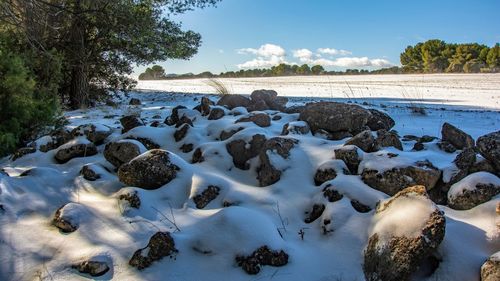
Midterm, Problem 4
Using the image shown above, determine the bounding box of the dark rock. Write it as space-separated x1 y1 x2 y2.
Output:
191 148 204 163
448 173 500 210
39 129 73 152
481 253 500 281
52 203 83 233
80 165 100 181
283 105 306 114
236 246 289 275
180 143 194 153
124 137 160 150
236 113 271 127
152 114 162 119
175 116 194 128
55 141 98 164
104 141 144 168
129 232 177 270
441 122 474 150
226 134 267 170
376 130 403 150
334 146 361 175
314 168 337 186
413 142 425 151
11 146 36 161
453 147 477 170
219 127 244 141
470 158 498 176
420 135 437 143
174 124 190 142
150 120 161 127
363 186 446 281
345 130 378 152
193 185 220 209
257 137 297 186
71 124 112 145
281 121 310 135
72 260 110 277
477 131 500 171
367 109 395 131
199 97 211 116
249 89 288 111
164 105 187 126
437 141 457 153
129 98 141 105
118 149 179 190
299 102 371 134
350 200 371 213
272 115 282 121
119 190 141 209
120 116 144 133
361 160 442 196
208 108 225 120
304 203 325 223
217 94 251 110
322 185 344 202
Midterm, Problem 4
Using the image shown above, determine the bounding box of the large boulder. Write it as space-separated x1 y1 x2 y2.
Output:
217 94 251 110
226 134 267 170
448 172 500 210
104 140 146 168
257 137 297 186
299 102 371 135
129 232 177 270
481 252 500 281
376 129 403 151
208 107 225 120
54 139 98 164
441 122 474 150
477 131 500 171
120 115 144 133
118 149 179 189
248 89 288 111
361 160 441 196
363 186 446 281
345 130 378 153
367 109 395 131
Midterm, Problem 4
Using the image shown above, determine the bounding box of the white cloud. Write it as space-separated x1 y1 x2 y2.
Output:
237 55 287 69
237 44 286 57
310 57 393 68
218 49 224 54
292 49 313 63
317 48 352 56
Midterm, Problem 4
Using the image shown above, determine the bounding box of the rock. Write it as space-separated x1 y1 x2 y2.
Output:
219 127 244 141
54 140 98 164
281 121 310 135
272 115 282 121
299 102 371 134
208 107 225 120
314 160 349 186
361 160 441 196
118 190 141 209
129 232 177 270
120 115 144 133
191 148 204 163
193 185 220 209
249 89 288 111
39 129 73 152
174 123 190 142
129 98 141 105
367 109 395 131
304 203 325 223
52 203 85 233
437 141 457 153
118 149 179 190
235 246 289 275
453 147 477 170
351 200 372 213
470 157 498 176
481 252 500 281
125 136 160 150
413 142 425 151
441 122 474 150
198 97 211 116
420 135 437 143
11 146 36 161
283 105 305 114
216 94 251 109
71 124 112 144
226 134 267 170
180 143 193 153
236 113 271 127
80 165 100 181
72 260 110 277
257 137 297 186
448 172 500 210
345 130 378 152
376 130 403 150
175 116 194 128
164 105 187 126
150 121 161 127
322 185 344 202
363 186 446 281
104 140 145 168
477 131 500 171
334 146 362 175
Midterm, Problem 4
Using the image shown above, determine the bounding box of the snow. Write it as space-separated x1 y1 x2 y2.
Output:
448 171 500 199
0 74 499 281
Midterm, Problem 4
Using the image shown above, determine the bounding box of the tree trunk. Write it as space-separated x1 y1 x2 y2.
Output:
68 0 89 109
69 63 89 109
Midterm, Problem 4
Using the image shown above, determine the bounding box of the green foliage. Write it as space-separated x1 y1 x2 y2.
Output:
311 65 325 75
139 65 167 80
0 32 61 156
486 44 500 70
401 40 499 73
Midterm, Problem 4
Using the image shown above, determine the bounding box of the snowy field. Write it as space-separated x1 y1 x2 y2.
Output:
0 74 499 281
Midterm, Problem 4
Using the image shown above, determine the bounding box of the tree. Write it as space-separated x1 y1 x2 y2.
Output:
400 43 424 72
311 65 325 75
1 0 220 109
297 64 311 75
421 40 448 72
138 65 167 80
487 43 500 70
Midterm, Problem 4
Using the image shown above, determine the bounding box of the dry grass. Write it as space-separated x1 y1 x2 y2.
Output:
205 78 231 95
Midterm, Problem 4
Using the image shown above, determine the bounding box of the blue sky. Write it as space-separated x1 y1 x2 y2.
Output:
133 0 500 76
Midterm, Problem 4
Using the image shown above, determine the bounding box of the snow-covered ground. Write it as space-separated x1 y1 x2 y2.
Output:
0 75 499 281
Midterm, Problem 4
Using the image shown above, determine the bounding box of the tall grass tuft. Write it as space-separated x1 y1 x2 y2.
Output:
205 78 231 95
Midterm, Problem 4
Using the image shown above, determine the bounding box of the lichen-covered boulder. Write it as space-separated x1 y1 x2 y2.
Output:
367 109 395 131
477 131 500 172
361 160 441 196
441 122 474 150
120 115 144 133
118 149 179 189
299 102 371 134
257 137 297 186
448 172 500 210
129 232 177 270
249 89 288 111
217 94 251 109
481 252 500 281
104 140 146 168
363 186 446 281
345 130 378 152
54 139 98 164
